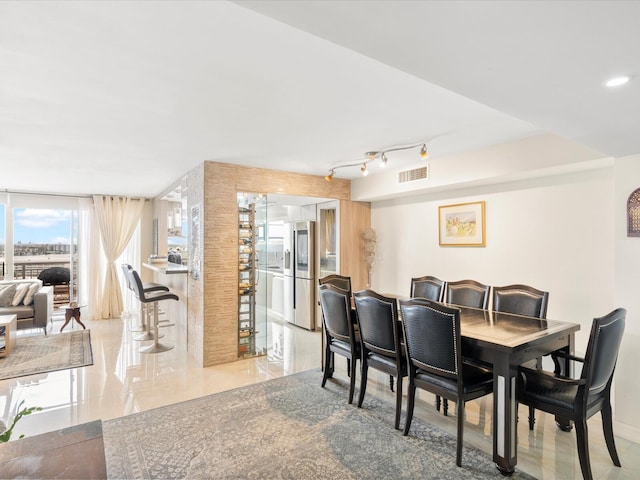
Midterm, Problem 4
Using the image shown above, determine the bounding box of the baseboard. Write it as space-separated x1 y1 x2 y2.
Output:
614 420 640 444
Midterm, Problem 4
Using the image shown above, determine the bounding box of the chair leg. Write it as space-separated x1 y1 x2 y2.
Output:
436 395 441 412
443 398 449 416
528 406 536 430
403 383 416 436
601 403 621 467
456 399 464 467
389 374 394 392
321 345 332 388
394 375 402 430
346 358 351 377
348 356 357 405
357 361 368 408
575 417 593 480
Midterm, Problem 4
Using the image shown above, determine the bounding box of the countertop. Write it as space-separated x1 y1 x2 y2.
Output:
143 262 188 274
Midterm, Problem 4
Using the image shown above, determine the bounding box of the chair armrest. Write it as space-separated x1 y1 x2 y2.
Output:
551 350 585 364
518 365 586 388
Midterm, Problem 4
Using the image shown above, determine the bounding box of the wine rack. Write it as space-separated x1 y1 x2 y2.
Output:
238 205 256 356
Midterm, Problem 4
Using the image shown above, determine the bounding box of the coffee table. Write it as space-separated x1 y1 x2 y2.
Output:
0 314 18 357
60 304 87 332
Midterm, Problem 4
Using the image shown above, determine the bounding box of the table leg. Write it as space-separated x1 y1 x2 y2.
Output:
554 332 575 432
492 353 517 475
73 309 86 330
60 310 72 332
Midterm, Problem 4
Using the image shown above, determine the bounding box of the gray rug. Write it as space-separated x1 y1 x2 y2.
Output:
0 330 93 381
103 369 535 479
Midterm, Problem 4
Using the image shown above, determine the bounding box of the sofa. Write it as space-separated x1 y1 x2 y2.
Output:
0 279 53 335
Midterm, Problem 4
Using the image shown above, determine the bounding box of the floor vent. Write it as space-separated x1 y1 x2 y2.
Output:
398 166 428 183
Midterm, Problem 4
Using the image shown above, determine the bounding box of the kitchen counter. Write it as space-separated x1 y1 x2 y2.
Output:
143 262 188 274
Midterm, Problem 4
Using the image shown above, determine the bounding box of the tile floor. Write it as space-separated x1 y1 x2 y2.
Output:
1 313 639 479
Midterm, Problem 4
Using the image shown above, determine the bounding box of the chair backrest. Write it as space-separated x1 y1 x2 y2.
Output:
319 274 352 299
318 283 355 343
446 279 490 309
121 264 135 291
353 290 401 357
410 276 446 302
492 284 549 318
127 267 146 302
581 308 626 398
399 298 461 381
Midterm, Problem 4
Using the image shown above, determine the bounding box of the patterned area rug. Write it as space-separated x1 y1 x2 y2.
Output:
0 330 93 381
103 369 535 479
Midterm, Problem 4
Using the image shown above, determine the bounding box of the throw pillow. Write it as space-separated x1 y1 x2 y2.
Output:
22 283 41 306
12 283 29 306
0 284 17 307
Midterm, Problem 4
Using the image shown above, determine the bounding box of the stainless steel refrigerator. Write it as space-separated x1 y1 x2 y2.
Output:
283 221 315 330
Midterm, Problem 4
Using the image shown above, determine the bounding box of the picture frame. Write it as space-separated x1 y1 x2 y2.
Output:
438 201 486 247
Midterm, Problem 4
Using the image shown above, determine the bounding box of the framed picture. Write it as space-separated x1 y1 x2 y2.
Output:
438 201 486 247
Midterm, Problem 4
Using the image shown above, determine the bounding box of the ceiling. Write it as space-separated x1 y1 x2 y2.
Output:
1 1 638 198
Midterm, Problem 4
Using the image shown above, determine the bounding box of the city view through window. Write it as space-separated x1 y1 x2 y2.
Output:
0 205 78 302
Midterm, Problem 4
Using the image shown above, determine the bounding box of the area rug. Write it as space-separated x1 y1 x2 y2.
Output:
0 330 93 381
103 369 535 479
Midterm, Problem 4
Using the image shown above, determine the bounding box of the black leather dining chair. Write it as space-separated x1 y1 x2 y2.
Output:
399 298 493 467
319 275 356 377
353 289 407 430
493 283 549 428
446 279 490 309
410 275 446 301
319 274 352 297
318 283 360 404
437 278 490 415
517 308 626 480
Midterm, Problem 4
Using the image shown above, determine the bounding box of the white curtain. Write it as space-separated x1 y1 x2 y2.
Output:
93 196 145 319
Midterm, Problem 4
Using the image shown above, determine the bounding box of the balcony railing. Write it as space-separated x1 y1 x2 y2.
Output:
1 256 77 307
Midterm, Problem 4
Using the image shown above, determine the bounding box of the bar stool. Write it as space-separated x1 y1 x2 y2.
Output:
128 268 178 354
121 264 169 335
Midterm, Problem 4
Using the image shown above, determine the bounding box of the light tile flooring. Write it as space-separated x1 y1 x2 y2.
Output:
1 313 639 479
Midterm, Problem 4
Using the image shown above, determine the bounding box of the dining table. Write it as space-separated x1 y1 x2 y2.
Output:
453 305 580 474
386 295 581 475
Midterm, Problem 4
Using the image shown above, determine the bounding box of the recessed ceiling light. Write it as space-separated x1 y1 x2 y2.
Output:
604 75 631 88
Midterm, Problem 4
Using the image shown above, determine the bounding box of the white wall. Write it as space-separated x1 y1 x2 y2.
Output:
613 155 640 441
371 168 614 345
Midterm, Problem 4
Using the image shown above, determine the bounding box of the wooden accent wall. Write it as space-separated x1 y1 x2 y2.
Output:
199 161 367 366
339 200 371 292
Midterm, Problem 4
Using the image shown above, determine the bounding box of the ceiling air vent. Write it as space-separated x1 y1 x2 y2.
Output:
398 166 428 183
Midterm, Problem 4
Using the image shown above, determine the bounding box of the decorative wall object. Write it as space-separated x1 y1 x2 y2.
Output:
438 201 486 247
627 188 640 237
362 228 377 286
190 205 200 279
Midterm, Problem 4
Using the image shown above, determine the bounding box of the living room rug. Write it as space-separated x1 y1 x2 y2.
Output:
103 369 535 479
0 330 93 381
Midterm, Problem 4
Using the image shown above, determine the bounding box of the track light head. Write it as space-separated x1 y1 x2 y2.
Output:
365 151 378 160
380 152 388 167
420 144 428 159
325 169 334 182
361 163 368 176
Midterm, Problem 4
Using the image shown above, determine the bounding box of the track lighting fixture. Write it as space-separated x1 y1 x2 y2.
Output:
325 141 429 181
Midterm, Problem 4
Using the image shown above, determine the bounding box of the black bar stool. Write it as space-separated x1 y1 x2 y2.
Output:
126 267 178 353
121 264 169 335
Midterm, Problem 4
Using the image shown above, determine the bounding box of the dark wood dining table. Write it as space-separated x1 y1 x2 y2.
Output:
430 303 580 475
